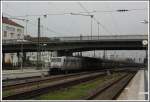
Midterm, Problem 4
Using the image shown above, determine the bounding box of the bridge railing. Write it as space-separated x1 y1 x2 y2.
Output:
2 35 147 44
2 39 30 44
58 35 148 41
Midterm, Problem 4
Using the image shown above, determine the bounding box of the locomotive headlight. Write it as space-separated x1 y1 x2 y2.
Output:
142 40 148 46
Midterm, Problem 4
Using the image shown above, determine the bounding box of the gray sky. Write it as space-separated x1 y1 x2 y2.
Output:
2 1 148 37
2 1 148 62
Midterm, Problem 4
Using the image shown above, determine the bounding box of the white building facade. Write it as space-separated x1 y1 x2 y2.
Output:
2 17 24 67
2 17 24 40
2 17 56 69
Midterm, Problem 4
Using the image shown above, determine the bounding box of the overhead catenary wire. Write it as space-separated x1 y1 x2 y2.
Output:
77 2 114 35
105 4 120 35
2 5 147 36
2 13 68 36
3 7 147 18
93 8 147 13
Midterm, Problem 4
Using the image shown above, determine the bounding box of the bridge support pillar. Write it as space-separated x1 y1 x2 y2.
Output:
17 52 20 66
79 52 82 56
22 52 27 65
56 50 73 56
2 53 5 65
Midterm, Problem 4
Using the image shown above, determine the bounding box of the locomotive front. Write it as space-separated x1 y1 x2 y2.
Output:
49 57 65 74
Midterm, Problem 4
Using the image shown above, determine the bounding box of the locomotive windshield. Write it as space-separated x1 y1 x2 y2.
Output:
51 58 61 62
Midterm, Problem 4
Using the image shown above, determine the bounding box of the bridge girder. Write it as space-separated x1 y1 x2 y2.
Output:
2 40 147 53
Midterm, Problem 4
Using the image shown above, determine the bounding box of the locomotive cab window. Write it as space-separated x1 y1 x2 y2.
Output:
51 58 61 62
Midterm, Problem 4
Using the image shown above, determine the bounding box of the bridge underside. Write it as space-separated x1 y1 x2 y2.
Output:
3 40 147 53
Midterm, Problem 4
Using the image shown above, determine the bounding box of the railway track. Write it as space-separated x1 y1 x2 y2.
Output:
3 71 99 91
3 67 134 89
3 71 106 100
3 69 137 100
83 72 136 100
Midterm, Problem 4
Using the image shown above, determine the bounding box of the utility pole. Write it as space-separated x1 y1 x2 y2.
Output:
90 15 94 57
80 34 82 56
97 22 100 40
70 13 94 40
90 15 94 40
103 50 105 59
37 17 41 69
93 50 96 57
21 36 23 71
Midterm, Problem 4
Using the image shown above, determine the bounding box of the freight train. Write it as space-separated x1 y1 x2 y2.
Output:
49 56 143 74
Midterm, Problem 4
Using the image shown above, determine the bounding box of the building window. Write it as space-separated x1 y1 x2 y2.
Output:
17 29 22 33
10 33 14 38
6 26 15 32
4 31 7 37
17 34 21 39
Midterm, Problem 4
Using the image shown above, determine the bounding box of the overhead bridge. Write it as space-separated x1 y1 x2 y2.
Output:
2 35 148 53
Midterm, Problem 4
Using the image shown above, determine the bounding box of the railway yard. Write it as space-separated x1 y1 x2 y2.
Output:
2 55 148 100
2 1 148 101
2 68 146 100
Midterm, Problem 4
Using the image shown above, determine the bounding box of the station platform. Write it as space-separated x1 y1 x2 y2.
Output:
117 69 148 100
2 69 49 80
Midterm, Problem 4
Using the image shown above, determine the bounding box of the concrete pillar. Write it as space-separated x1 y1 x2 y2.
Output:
79 51 82 57
23 52 27 65
2 53 5 65
17 52 20 66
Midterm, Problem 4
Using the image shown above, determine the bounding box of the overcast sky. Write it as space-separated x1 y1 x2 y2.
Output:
2 1 148 62
2 1 148 37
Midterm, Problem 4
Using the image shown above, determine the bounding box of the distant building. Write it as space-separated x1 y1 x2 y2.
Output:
2 16 24 40
110 55 115 60
2 17 24 68
1 17 59 69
